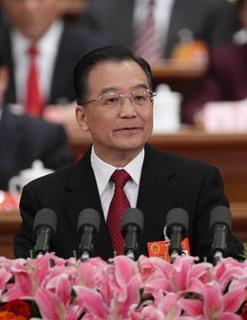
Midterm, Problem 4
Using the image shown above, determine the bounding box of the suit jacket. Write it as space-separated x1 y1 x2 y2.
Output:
182 43 247 123
2 22 111 106
0 107 74 191
81 0 237 58
14 144 243 262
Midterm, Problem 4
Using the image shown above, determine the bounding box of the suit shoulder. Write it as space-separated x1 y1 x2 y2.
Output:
147 145 217 173
6 110 63 132
62 22 113 47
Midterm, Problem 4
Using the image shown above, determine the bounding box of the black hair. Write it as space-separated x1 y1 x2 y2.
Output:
73 45 153 106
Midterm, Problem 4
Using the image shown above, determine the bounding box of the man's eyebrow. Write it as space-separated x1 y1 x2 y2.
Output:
99 84 149 95
100 87 118 95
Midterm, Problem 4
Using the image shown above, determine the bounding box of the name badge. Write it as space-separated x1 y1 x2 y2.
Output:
147 238 190 262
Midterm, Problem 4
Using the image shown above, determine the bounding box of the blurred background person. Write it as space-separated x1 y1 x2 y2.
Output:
181 0 247 124
58 0 88 22
0 0 111 121
0 51 74 192
80 0 237 65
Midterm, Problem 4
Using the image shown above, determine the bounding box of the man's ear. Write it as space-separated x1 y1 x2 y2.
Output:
75 105 89 131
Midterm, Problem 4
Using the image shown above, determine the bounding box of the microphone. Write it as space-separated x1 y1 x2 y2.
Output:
33 208 57 257
121 208 144 260
209 206 232 263
165 208 189 262
77 208 100 261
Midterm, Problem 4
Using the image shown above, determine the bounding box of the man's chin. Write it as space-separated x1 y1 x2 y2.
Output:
114 139 145 151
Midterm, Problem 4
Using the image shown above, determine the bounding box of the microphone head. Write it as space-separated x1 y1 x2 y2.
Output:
166 208 189 239
77 208 100 235
33 208 57 235
209 206 232 231
121 208 144 237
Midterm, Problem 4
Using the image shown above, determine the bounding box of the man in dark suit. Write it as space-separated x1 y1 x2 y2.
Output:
1 0 111 115
14 46 243 262
0 107 75 191
182 43 247 123
81 0 237 59
0 52 74 191
182 0 247 124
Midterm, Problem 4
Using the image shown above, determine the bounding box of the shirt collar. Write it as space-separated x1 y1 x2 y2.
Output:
91 146 145 196
11 19 63 55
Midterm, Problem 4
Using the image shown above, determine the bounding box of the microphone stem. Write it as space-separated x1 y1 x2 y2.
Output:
80 250 90 262
170 250 179 263
214 250 223 264
126 249 135 260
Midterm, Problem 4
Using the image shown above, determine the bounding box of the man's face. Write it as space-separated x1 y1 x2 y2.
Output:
2 0 59 42
76 60 153 164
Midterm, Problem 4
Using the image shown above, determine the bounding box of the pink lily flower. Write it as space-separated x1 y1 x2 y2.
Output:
76 257 112 303
3 254 53 301
108 256 143 318
0 267 12 298
73 285 109 319
35 287 84 320
179 282 246 319
142 256 211 298
212 258 247 291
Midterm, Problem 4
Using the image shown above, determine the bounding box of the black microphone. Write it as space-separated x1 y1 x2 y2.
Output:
165 208 189 262
33 208 57 257
77 208 100 261
209 206 232 263
121 208 144 260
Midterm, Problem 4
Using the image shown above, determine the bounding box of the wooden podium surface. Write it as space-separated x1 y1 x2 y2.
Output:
0 209 20 258
151 61 205 94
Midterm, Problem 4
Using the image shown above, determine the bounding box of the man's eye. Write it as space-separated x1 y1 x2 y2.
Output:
134 95 146 102
104 97 120 105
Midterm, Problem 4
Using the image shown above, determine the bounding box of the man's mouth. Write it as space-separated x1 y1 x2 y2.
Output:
115 126 142 131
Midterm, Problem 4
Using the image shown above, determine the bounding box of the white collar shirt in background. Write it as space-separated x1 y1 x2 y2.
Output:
91 146 145 220
133 0 174 47
11 20 63 105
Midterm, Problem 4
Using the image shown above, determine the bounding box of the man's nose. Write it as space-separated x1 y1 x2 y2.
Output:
119 96 137 117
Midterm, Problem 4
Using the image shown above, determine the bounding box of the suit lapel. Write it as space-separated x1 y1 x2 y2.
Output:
61 148 113 259
137 145 177 253
165 0 182 58
115 0 135 49
49 25 71 104
4 32 17 103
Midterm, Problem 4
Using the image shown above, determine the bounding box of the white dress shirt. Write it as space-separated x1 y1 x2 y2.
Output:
133 0 174 46
91 146 145 220
11 20 64 104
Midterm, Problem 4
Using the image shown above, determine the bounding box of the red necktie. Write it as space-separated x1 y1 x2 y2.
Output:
26 46 44 116
107 170 131 255
134 0 162 64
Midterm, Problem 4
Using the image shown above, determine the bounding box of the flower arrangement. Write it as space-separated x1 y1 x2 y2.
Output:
0 253 247 319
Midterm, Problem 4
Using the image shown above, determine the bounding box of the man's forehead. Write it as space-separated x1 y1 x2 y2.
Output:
88 60 148 82
87 61 149 95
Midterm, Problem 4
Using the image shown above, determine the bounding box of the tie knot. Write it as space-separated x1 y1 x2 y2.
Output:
111 170 130 188
28 46 38 57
